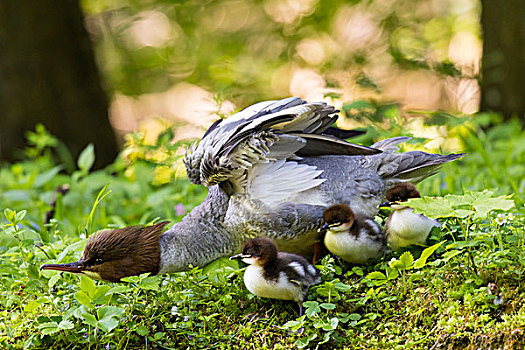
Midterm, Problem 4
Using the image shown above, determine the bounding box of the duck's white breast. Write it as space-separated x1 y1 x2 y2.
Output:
387 208 440 248
324 226 384 264
243 265 301 302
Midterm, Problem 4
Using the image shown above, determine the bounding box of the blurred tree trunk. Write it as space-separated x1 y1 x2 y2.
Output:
0 0 118 168
480 0 525 121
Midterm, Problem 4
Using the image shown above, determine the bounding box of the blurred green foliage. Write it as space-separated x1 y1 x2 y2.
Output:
82 0 480 108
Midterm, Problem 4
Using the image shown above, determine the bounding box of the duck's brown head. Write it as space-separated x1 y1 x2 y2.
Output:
319 204 355 232
40 221 169 282
381 183 420 208
230 237 278 266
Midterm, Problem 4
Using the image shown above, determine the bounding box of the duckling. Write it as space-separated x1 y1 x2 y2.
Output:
320 204 386 264
381 183 440 249
230 237 320 316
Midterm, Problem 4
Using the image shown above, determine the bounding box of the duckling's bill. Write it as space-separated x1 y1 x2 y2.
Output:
230 253 258 265
379 201 406 210
379 200 393 207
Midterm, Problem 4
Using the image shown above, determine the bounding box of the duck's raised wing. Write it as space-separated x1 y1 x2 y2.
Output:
184 97 380 191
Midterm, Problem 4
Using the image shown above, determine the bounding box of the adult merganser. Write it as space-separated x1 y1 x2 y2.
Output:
230 237 320 316
381 183 441 249
320 204 386 264
41 97 463 279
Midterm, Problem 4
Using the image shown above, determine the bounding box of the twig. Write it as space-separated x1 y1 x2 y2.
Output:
44 184 70 225
34 244 52 260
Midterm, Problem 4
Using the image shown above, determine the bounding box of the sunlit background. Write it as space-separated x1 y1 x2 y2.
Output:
81 0 481 142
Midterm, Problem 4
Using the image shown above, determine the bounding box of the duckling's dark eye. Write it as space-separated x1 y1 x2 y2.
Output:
95 258 104 264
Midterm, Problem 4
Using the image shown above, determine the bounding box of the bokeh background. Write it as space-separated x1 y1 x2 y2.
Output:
91 0 481 137
1 0 523 167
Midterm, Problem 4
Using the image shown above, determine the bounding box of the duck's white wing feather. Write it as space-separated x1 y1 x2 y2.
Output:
222 97 304 126
371 136 411 153
247 160 326 205
184 97 380 189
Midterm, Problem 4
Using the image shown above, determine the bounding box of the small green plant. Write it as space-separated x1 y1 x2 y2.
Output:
85 184 112 237
3 208 44 287
4 208 29 250
406 190 514 274
367 242 443 296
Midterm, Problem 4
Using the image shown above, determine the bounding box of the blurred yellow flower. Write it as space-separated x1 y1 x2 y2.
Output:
122 147 145 162
153 165 173 185
124 166 135 181
145 148 169 163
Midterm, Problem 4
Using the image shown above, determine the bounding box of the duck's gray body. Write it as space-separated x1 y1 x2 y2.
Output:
158 152 459 273
157 97 463 274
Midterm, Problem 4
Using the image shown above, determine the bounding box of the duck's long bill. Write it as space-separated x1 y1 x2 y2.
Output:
229 254 251 260
40 260 85 273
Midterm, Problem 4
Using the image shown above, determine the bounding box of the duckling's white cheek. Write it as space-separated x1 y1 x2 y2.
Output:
242 257 257 265
330 222 351 232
